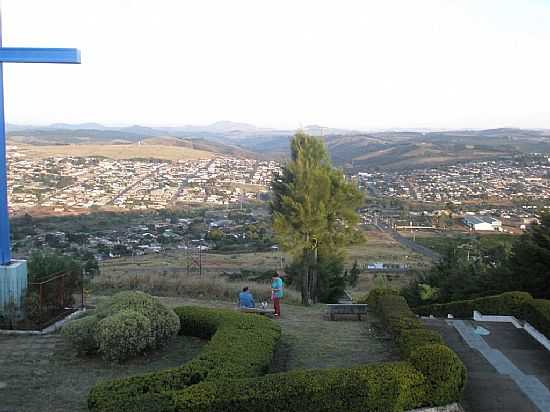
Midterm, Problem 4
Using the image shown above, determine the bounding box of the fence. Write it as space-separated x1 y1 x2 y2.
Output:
28 271 84 326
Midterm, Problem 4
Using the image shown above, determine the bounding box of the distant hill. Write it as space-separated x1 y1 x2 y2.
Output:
7 123 550 169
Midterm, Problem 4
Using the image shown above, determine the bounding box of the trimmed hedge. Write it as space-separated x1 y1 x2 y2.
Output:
373 293 467 407
523 299 550 337
409 344 466 406
89 292 467 412
171 362 426 412
416 291 550 342
88 306 281 412
414 291 533 319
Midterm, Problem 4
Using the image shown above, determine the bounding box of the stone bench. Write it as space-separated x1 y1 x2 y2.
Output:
238 307 275 317
326 304 368 321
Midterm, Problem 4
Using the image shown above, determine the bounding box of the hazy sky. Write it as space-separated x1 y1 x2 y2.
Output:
2 0 550 130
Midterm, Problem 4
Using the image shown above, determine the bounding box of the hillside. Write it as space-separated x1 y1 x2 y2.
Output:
7 123 550 168
12 143 213 161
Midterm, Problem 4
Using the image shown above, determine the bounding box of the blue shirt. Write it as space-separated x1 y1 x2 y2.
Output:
272 277 284 299
239 291 255 308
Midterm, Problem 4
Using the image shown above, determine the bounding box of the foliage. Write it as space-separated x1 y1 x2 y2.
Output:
523 299 550 337
344 260 361 288
63 291 179 362
271 131 363 304
501 213 550 298
96 291 180 348
360 288 399 307
61 314 99 354
88 306 281 412
172 362 425 412
409 344 467 406
370 289 467 406
96 310 153 362
414 291 533 318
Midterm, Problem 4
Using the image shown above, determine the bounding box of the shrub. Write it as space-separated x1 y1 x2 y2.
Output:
396 328 444 358
88 306 281 412
97 291 180 349
171 362 425 412
62 314 99 354
409 344 466 406
414 291 533 319
370 289 467 407
96 310 154 362
522 298 550 337
365 288 399 307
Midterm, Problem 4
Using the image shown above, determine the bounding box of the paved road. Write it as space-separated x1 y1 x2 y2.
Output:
424 318 550 412
375 222 441 261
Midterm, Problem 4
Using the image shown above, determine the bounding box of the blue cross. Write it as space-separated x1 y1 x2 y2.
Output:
0 16 81 265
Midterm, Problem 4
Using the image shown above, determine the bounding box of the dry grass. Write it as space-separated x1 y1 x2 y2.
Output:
14 143 212 160
91 271 301 305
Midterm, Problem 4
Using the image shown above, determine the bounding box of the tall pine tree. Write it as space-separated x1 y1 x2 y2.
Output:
271 132 363 304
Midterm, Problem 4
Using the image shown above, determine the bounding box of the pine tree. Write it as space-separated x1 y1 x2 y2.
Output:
271 131 363 304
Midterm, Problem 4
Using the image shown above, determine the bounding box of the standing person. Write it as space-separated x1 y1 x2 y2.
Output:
271 271 284 318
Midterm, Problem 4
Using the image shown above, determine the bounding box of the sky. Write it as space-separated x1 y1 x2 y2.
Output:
2 0 550 130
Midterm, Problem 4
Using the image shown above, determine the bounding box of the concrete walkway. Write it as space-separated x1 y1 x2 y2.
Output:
424 318 550 412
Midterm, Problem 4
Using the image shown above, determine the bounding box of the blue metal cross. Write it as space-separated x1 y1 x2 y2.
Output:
0 14 81 265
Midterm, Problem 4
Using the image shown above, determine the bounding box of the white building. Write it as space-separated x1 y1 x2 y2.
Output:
463 215 502 231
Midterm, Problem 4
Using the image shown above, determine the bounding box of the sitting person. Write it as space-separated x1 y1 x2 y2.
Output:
238 286 255 308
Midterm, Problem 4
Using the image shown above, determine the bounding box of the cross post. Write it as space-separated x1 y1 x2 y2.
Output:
0 11 81 265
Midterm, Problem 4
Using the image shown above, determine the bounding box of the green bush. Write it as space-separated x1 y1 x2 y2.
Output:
370 289 467 407
365 288 399 307
171 362 425 412
97 291 180 348
96 310 154 362
88 306 281 412
522 299 550 337
414 291 533 318
396 328 444 358
62 314 99 355
409 344 466 406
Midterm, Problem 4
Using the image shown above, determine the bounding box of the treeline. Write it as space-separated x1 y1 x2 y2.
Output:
403 214 550 306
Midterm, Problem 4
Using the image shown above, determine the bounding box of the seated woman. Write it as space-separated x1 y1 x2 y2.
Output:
238 286 255 308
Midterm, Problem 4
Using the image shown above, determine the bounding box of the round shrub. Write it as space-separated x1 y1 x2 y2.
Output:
62 314 99 355
96 309 154 362
97 291 180 348
409 344 466 405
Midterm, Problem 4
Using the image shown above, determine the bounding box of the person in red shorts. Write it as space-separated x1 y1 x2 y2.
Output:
271 271 284 318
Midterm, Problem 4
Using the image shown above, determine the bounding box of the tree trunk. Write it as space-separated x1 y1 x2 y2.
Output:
301 248 311 306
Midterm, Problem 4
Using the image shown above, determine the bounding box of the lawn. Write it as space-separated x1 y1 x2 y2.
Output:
0 296 398 412
0 333 205 412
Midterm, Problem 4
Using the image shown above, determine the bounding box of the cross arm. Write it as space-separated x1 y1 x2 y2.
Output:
0 47 80 64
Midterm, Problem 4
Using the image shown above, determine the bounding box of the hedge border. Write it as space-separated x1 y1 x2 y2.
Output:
88 306 281 411
414 291 550 340
89 291 467 412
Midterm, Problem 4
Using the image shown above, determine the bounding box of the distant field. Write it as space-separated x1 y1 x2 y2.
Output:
94 230 430 298
406 231 517 257
13 143 213 160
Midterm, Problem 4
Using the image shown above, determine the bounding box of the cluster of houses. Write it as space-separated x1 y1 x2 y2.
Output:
356 156 550 203
6 146 281 212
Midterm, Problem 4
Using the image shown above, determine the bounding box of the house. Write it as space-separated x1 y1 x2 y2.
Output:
463 215 502 231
